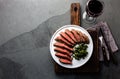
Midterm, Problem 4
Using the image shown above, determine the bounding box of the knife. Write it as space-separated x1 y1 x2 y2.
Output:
102 45 110 66
99 36 110 66
100 28 118 65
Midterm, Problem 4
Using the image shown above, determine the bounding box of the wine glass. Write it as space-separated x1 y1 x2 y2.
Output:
83 0 104 23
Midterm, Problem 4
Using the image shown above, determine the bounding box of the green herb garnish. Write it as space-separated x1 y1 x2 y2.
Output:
73 43 88 60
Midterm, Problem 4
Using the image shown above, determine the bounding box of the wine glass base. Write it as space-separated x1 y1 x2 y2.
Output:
83 12 96 24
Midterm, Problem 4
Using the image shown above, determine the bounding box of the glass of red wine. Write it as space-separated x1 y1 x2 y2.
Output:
83 0 104 23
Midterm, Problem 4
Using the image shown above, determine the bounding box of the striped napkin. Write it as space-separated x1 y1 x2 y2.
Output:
87 22 119 62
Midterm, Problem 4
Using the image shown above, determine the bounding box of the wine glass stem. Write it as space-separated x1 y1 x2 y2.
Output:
83 12 96 23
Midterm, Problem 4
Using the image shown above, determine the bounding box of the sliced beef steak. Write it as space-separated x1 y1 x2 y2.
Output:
55 36 73 47
71 29 81 43
65 29 77 43
54 42 73 52
55 53 72 61
54 47 72 57
76 30 89 44
59 58 72 64
60 32 75 45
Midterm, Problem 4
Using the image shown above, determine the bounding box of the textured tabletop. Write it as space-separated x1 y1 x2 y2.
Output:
0 0 120 79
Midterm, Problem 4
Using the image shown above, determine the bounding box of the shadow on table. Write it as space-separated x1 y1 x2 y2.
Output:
55 64 103 79
0 57 27 79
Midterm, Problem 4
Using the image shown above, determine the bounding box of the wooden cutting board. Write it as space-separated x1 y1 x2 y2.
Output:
71 3 80 26
54 3 99 73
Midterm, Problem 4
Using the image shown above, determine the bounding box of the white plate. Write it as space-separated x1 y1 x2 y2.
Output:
50 25 93 68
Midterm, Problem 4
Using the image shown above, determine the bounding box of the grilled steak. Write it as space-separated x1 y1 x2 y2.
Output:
60 32 75 45
76 30 85 43
54 42 73 52
55 36 73 47
54 29 90 65
65 29 77 43
71 29 81 43
59 58 72 64
54 47 72 57
82 34 89 43
76 30 89 44
55 53 72 61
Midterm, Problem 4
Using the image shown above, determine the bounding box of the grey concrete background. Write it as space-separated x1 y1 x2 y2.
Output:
0 0 120 46
0 0 84 46
0 0 120 79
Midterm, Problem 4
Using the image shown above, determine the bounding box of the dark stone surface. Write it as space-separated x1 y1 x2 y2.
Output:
0 0 120 79
0 57 27 79
0 11 119 79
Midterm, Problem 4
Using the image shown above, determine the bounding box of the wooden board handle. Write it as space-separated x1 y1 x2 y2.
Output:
71 3 80 26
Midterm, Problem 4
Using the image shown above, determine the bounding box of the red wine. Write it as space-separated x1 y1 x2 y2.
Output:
86 0 103 17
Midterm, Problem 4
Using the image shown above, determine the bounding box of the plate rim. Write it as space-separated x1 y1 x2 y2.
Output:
50 25 93 68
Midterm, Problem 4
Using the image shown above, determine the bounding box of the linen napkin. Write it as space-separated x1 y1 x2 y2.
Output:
87 22 119 61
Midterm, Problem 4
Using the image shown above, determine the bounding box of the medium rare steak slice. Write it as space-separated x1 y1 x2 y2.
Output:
65 29 77 43
76 30 85 43
82 34 89 44
54 42 73 52
55 53 72 61
60 32 75 45
76 30 89 44
54 47 72 57
59 58 72 64
55 36 73 47
71 29 81 43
